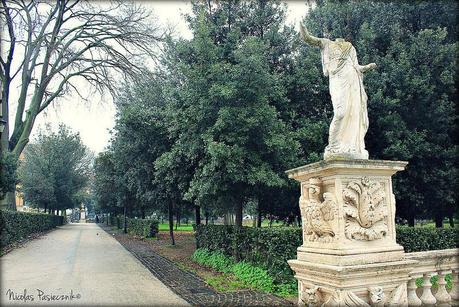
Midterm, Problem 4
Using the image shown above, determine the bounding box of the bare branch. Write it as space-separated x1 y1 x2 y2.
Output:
3 0 164 156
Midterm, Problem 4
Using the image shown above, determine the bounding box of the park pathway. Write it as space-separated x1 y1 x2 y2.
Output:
0 223 188 306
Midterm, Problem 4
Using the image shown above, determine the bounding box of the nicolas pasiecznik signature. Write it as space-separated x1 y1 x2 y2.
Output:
5 288 81 303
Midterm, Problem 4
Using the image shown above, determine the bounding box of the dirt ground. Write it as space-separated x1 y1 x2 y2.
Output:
138 231 230 287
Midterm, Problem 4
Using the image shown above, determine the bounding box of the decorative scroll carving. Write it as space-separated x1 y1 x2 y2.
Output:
322 289 370 307
387 284 408 306
301 178 337 243
343 177 388 240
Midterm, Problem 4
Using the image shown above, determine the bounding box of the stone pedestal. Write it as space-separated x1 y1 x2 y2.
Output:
286 159 414 306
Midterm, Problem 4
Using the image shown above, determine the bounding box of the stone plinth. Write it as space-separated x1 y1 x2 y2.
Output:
286 159 413 306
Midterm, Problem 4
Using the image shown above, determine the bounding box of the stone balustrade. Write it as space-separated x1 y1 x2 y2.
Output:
404 248 459 306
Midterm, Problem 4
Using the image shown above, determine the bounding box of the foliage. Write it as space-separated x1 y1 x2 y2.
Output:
232 261 275 293
417 274 453 290
107 214 159 238
0 0 162 161
94 152 120 215
192 248 234 273
304 0 458 226
196 225 301 284
155 0 301 225
196 225 458 284
192 248 294 296
95 0 458 228
18 125 92 212
158 223 194 232
396 226 459 253
205 274 247 292
0 152 17 197
0 209 64 249
127 218 159 238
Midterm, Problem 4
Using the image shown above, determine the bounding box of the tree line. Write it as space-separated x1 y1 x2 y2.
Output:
93 0 457 238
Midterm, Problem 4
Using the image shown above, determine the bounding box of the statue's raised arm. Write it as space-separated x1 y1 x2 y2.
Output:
299 23 322 47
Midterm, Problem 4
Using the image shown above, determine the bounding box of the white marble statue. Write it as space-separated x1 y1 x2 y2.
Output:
300 23 376 160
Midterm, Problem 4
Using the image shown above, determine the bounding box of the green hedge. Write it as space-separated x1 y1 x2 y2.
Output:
108 215 158 238
127 218 159 238
396 226 459 253
196 225 301 284
195 225 459 284
0 209 65 249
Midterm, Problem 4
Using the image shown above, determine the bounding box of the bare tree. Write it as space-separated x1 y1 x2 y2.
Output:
0 0 163 209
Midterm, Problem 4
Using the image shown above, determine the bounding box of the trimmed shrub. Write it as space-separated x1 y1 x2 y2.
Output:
127 218 159 238
196 225 458 284
0 209 65 249
396 226 459 253
196 225 301 284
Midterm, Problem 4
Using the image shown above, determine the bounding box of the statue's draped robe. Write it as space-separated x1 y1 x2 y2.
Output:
320 38 369 159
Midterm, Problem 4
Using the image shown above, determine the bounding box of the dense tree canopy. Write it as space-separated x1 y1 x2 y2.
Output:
94 0 457 228
303 0 458 226
19 125 92 213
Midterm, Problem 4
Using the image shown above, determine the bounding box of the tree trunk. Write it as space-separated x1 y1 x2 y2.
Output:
175 209 179 230
141 207 145 219
0 191 16 211
205 212 209 225
234 201 243 261
449 216 455 228
235 201 243 227
177 209 181 227
257 203 262 228
435 214 444 228
194 205 201 225
168 201 175 246
123 204 127 234
407 215 415 227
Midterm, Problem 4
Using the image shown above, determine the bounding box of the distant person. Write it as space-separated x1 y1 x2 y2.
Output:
95 215 99 223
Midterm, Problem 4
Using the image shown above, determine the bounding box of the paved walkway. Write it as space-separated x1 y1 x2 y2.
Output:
1 223 188 306
107 226 294 306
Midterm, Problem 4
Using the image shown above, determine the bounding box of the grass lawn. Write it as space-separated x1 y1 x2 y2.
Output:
158 223 194 231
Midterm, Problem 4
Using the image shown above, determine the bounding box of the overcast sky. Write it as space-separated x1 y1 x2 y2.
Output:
30 1 309 154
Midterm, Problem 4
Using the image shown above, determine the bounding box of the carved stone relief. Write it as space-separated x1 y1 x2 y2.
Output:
301 284 407 307
300 286 323 307
369 284 407 307
343 177 388 240
300 178 337 243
